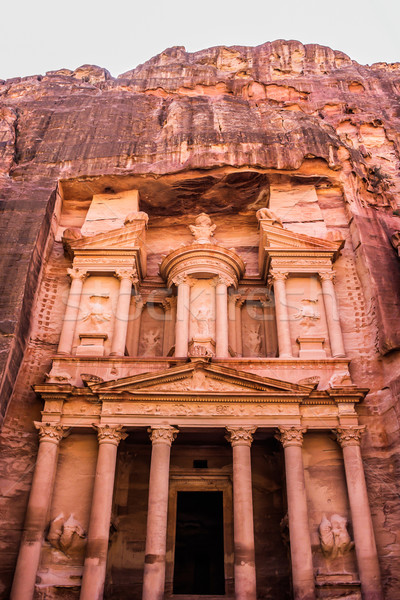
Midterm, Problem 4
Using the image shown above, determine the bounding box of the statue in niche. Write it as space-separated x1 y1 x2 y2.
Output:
193 307 213 337
293 298 320 330
141 329 161 356
189 213 216 244
256 207 283 227
244 324 262 356
81 295 111 331
47 513 86 556
319 514 354 559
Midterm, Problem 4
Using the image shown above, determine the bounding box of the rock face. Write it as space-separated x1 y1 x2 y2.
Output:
0 40 400 599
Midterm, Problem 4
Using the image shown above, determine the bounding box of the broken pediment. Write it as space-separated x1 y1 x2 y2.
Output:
88 359 313 400
259 222 343 253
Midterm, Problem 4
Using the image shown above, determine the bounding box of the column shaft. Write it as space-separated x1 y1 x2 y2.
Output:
228 294 237 354
111 272 135 356
57 270 86 354
320 274 345 358
215 280 229 357
174 279 190 357
226 427 257 600
271 273 292 358
235 298 243 357
278 428 315 600
130 297 144 356
11 423 68 600
142 427 178 600
80 425 126 600
337 428 383 600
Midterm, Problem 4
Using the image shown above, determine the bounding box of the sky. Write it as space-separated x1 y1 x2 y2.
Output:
1 0 399 80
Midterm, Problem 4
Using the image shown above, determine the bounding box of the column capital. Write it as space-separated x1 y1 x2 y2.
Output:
319 270 336 283
172 273 190 286
162 296 177 311
148 425 179 446
335 426 366 447
235 294 245 308
225 426 257 447
67 267 89 282
215 274 234 288
268 270 289 284
93 424 128 446
276 426 307 447
114 267 138 283
34 421 71 444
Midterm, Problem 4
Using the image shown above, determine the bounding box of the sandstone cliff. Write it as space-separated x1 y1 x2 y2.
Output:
1 40 400 598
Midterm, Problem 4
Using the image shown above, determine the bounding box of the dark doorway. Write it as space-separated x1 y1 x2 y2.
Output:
173 491 225 595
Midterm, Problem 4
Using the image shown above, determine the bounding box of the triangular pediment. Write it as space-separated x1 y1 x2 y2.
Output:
89 360 312 398
65 222 144 253
260 223 343 253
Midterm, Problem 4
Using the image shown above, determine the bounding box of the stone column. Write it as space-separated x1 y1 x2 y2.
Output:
335 427 383 600
228 292 237 354
174 275 190 357
10 422 70 600
319 271 346 358
57 268 88 354
130 295 144 356
142 426 178 600
235 296 244 357
261 296 278 357
162 297 177 356
80 425 127 600
215 276 230 358
268 271 292 358
277 427 315 600
110 268 138 356
226 426 257 600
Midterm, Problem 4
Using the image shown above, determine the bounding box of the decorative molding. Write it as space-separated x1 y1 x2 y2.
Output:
276 426 307 447
148 425 179 445
335 426 366 447
34 421 71 443
93 424 128 446
225 426 257 446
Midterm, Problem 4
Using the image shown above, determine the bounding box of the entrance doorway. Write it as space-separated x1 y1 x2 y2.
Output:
173 491 225 595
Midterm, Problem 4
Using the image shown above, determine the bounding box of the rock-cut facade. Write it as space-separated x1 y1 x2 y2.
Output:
0 40 400 600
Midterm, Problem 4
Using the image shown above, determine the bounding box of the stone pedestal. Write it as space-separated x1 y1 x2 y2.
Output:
335 427 383 600
10 423 70 600
80 425 127 600
76 333 107 356
297 336 326 359
142 426 178 600
277 427 316 600
226 426 257 600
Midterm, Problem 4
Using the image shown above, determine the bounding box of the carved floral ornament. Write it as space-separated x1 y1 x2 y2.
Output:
319 270 336 283
114 267 138 283
93 424 128 445
148 425 179 445
67 267 89 282
34 421 71 443
335 426 366 447
276 426 307 447
267 270 288 284
225 426 257 446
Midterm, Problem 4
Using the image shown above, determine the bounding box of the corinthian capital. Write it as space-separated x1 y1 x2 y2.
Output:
335 426 365 447
148 426 179 445
172 273 189 286
225 426 257 447
319 271 336 283
276 426 307 447
94 424 128 446
34 421 71 444
115 267 138 283
67 267 89 282
268 270 288 284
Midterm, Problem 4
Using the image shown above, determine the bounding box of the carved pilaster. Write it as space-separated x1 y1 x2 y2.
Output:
276 426 307 447
148 425 179 446
335 426 366 447
225 426 257 447
93 424 128 446
34 421 70 444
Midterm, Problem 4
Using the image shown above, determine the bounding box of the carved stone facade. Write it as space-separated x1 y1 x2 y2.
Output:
1 40 400 600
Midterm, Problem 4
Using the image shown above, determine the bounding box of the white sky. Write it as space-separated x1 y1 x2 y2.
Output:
1 0 399 80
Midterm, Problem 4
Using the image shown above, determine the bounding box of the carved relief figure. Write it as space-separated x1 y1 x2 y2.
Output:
189 213 216 244
193 307 213 337
256 207 283 227
244 324 262 356
141 329 161 356
81 295 111 331
319 514 354 559
293 298 320 330
47 513 86 556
